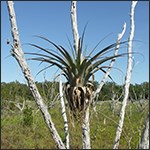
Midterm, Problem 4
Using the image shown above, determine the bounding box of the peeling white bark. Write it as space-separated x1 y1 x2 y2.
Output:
70 1 79 53
92 23 126 102
7 1 65 149
139 112 149 149
82 106 91 149
113 1 138 149
59 77 70 149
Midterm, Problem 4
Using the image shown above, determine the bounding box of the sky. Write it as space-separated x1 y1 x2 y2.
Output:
1 1 149 85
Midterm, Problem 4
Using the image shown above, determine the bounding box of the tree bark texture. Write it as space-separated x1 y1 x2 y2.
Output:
70 1 91 149
113 1 138 149
59 78 70 149
139 112 149 149
7 1 65 149
70 1 79 53
82 106 91 149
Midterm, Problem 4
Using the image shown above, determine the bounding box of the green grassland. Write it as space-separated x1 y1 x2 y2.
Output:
1 100 149 149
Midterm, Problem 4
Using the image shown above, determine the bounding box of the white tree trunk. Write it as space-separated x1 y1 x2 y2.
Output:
70 1 91 149
59 77 70 149
82 106 91 149
70 1 79 53
113 1 137 149
139 112 149 149
7 1 65 149
92 22 126 106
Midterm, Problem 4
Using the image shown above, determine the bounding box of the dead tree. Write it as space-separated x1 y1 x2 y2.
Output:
6 1 65 149
71 1 91 148
113 1 138 149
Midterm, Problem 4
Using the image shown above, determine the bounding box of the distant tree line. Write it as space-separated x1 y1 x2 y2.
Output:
97 81 149 101
1 80 149 107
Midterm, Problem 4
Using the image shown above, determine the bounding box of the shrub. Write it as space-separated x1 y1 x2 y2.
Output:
23 105 33 126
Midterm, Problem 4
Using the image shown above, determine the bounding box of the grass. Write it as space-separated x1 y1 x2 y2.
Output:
1 100 149 149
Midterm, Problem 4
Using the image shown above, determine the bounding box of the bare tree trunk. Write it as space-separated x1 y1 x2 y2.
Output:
113 1 138 149
139 112 149 149
82 106 91 149
70 1 79 53
59 77 70 149
71 1 91 149
6 1 65 149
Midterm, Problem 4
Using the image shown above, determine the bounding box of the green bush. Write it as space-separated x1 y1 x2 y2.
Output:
23 105 33 126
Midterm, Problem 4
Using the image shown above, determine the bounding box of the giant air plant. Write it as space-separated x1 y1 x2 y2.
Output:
26 27 127 117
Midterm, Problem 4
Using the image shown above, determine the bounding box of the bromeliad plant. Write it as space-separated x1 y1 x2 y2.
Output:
26 28 127 117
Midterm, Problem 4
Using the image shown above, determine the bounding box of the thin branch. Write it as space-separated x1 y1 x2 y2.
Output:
113 1 138 149
59 76 70 149
6 1 65 149
92 22 127 104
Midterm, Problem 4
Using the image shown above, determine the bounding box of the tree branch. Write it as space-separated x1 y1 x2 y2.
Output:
92 22 126 103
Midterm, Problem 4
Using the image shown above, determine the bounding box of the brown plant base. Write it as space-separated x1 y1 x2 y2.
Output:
65 83 92 121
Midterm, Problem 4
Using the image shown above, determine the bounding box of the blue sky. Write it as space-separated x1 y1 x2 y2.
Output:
1 1 149 85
